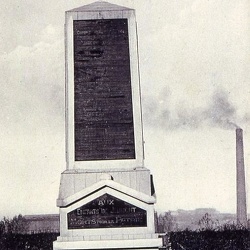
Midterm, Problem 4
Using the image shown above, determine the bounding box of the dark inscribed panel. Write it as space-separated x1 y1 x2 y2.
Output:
74 19 135 161
67 194 147 229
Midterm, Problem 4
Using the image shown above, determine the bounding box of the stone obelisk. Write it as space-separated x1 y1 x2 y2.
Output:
53 2 162 249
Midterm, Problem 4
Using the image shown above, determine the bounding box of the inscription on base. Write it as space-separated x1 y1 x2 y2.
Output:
67 194 147 229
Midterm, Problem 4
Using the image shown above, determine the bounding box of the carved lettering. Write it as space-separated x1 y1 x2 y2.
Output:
74 19 136 161
67 194 147 229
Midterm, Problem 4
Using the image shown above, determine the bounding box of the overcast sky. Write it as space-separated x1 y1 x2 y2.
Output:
0 0 249 218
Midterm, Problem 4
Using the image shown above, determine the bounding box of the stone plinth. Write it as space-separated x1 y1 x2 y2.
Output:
57 168 152 202
54 179 162 249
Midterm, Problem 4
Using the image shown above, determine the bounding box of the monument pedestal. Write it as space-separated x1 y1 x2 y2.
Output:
54 174 162 250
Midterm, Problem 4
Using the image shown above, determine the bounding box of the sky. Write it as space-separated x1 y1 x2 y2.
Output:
0 0 249 218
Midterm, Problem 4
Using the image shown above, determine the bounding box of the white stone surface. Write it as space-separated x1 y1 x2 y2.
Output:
99 173 113 180
53 238 162 250
65 2 144 170
68 1 132 12
54 2 161 249
58 180 156 238
57 179 155 207
58 168 152 201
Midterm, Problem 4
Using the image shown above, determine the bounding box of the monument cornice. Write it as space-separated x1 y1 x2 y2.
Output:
57 179 156 207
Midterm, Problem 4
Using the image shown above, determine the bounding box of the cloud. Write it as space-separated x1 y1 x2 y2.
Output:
0 25 64 133
0 23 65 216
142 88 245 130
139 0 249 131
40 24 62 43
0 0 249 216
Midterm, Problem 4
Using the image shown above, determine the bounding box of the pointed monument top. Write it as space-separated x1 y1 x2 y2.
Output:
67 1 132 12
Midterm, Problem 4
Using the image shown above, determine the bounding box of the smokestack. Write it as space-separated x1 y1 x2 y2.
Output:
236 128 247 227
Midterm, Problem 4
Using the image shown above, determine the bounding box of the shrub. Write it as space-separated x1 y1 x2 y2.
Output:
169 229 250 250
0 233 59 250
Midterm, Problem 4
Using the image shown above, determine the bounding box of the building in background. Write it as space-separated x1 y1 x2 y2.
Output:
23 214 59 234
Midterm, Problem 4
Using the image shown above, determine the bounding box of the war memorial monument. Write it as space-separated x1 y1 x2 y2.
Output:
53 1 163 249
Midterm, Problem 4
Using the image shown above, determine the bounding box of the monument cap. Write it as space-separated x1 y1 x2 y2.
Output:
67 1 132 12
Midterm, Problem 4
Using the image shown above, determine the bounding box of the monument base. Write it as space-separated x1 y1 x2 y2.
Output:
54 173 162 250
53 238 162 250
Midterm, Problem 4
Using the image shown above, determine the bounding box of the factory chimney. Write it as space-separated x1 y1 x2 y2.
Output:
236 128 247 227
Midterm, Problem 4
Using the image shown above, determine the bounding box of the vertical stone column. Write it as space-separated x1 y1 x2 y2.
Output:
65 1 144 171
53 2 162 250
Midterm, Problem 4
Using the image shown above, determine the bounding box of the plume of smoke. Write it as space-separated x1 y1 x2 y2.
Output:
142 88 242 130
203 89 239 129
